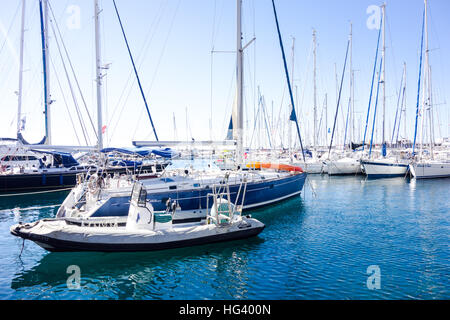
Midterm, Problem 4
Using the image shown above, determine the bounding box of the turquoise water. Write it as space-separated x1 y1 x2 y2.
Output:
0 176 448 299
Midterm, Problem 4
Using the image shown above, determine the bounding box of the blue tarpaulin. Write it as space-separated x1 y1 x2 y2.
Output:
100 147 151 157
101 147 176 159
31 150 79 168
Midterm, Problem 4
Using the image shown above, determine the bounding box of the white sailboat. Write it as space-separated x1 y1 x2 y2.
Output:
360 4 410 178
410 0 450 179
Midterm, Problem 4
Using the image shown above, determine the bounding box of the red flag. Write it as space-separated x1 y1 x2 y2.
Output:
102 125 107 134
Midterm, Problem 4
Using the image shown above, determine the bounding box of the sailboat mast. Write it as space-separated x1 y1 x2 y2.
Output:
402 62 407 141
348 22 352 146
349 22 354 146
17 0 26 136
234 0 244 166
324 93 328 146
38 0 51 144
423 0 433 158
94 0 103 150
381 4 386 148
43 0 51 144
313 29 317 150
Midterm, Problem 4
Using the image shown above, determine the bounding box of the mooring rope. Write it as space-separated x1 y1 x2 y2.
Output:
0 187 72 197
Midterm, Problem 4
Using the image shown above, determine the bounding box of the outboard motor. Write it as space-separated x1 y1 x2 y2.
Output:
126 182 155 230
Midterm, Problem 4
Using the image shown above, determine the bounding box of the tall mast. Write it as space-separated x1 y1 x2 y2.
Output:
349 22 353 145
234 0 244 166
43 0 51 144
94 0 103 150
17 0 26 137
402 62 407 140
381 4 386 149
424 0 433 158
38 0 51 144
324 93 328 147
313 29 317 149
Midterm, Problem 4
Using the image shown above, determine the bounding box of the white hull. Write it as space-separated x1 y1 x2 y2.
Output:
361 159 409 178
10 216 264 252
304 161 325 174
409 161 450 179
326 158 362 175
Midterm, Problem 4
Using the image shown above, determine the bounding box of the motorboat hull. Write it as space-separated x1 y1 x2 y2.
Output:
10 218 265 252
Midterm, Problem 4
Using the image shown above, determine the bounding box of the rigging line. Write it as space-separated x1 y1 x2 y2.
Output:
48 1 97 141
49 52 81 145
391 69 404 145
396 81 406 142
220 66 237 139
328 39 350 159
108 1 167 143
295 39 313 143
412 8 425 156
261 95 273 148
0 187 72 197
48 16 90 146
0 1 21 57
113 0 158 141
343 97 351 150
369 57 384 158
249 91 262 148
362 15 383 151
131 0 181 141
272 81 286 147
385 9 399 99
271 0 305 162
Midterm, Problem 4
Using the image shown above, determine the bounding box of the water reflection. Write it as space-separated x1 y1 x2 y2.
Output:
11 237 265 299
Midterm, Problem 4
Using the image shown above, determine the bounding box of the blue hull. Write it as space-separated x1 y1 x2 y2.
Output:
92 173 307 218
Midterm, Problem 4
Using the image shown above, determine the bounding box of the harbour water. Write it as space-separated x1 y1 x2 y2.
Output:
0 175 448 300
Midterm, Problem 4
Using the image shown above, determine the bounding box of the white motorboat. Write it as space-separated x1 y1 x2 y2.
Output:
10 182 265 252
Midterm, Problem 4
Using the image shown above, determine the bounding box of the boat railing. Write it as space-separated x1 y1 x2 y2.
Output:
206 174 248 226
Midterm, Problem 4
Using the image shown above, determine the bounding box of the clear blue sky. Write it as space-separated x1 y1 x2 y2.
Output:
0 0 448 148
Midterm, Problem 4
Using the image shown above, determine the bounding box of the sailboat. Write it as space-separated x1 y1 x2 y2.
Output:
409 0 450 179
324 22 362 176
0 0 168 194
360 4 410 178
55 0 307 223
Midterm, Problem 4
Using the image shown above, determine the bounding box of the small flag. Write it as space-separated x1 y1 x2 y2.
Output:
289 107 297 122
102 125 107 134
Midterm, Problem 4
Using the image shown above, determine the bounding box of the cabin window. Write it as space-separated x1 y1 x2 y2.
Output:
169 185 177 190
